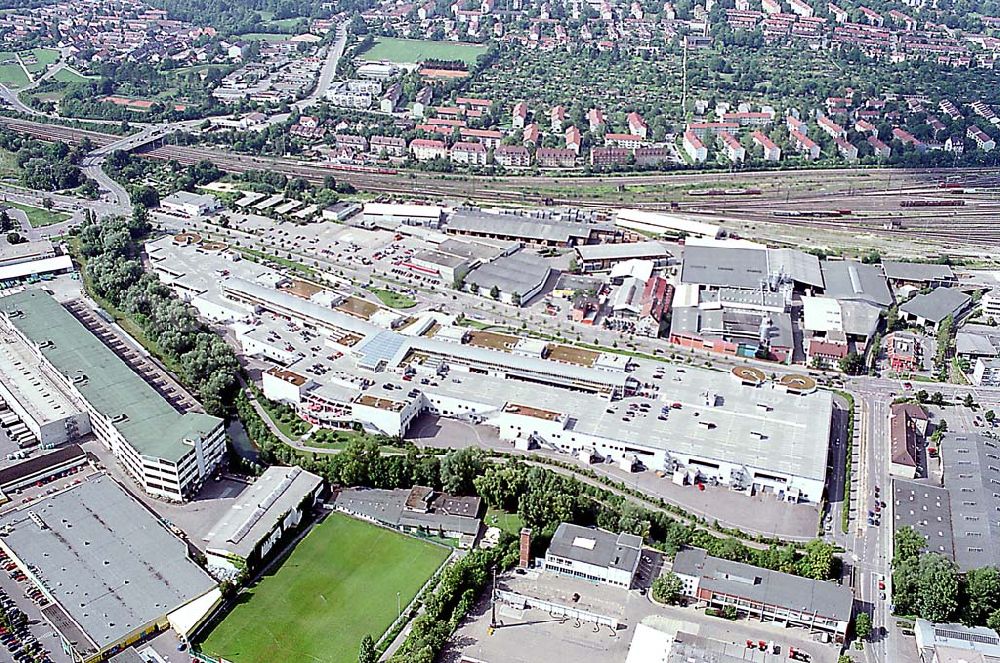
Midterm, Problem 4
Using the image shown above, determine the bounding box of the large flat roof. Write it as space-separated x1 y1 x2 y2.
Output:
673 547 853 621
0 475 217 653
941 432 1000 571
447 210 600 244
882 261 955 283
464 252 551 297
575 241 675 262
204 466 323 559
820 260 893 308
0 290 221 462
680 245 768 289
893 479 955 560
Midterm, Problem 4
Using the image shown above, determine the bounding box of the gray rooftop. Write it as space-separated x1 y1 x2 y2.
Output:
893 479 956 561
940 432 1000 571
882 261 956 283
575 241 675 262
204 466 323 560
901 288 972 325
0 290 222 463
680 246 822 290
0 475 217 652
673 547 853 621
547 523 642 573
840 300 883 339
670 307 794 349
956 332 998 357
820 260 893 308
447 210 599 244
334 487 482 536
680 245 768 289
464 252 551 298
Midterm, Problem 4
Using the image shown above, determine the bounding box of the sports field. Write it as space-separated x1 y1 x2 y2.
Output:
0 52 28 88
360 37 487 65
198 513 450 663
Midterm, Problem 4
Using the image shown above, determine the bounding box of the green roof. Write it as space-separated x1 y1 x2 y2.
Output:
0 290 221 463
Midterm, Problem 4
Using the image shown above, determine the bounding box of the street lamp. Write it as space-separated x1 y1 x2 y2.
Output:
396 591 401 621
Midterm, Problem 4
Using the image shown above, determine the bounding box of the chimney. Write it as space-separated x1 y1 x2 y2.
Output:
519 528 532 569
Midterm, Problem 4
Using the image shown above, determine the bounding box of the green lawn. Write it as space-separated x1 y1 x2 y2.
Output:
0 52 29 88
486 508 523 537
6 201 70 227
21 48 59 74
199 513 450 663
369 287 416 309
236 32 292 42
0 148 19 178
359 38 487 65
51 68 94 84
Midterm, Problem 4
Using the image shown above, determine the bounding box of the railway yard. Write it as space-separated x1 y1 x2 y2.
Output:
4 115 1000 254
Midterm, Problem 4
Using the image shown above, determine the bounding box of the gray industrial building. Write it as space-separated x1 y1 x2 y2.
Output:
463 252 551 305
672 547 853 642
900 288 973 331
543 523 642 588
940 432 1000 571
892 479 956 560
882 261 956 288
680 245 822 291
819 260 893 308
0 474 220 662
334 485 483 546
446 209 613 247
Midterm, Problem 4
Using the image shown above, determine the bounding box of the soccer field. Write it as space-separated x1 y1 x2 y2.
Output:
360 38 487 65
198 513 450 663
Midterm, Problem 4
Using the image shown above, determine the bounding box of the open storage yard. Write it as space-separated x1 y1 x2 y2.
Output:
198 512 450 663
359 37 487 65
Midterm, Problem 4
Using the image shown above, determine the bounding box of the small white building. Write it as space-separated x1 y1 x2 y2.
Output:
361 202 444 227
542 523 641 588
973 357 1000 387
161 191 221 217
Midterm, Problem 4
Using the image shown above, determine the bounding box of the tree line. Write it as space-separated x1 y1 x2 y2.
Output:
74 210 240 416
0 127 90 192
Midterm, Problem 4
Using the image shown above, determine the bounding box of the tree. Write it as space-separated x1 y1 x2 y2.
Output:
894 526 927 565
915 389 929 404
0 208 12 232
986 410 996 424
439 447 485 495
651 572 684 605
6 231 25 244
839 352 864 375
358 634 377 663
963 567 1000 626
989 608 1000 633
798 539 836 580
489 285 500 300
42 197 53 210
963 393 976 409
916 554 960 622
855 612 872 639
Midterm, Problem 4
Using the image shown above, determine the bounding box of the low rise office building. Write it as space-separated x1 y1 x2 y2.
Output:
542 523 641 588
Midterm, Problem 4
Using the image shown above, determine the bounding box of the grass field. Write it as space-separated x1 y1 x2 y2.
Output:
199 513 450 663
0 52 29 88
21 48 59 74
51 68 94 84
486 508 523 537
369 287 416 309
360 37 487 65
236 32 292 42
0 148 19 179
6 201 70 227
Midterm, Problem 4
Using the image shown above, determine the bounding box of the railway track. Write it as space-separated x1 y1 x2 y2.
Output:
5 114 1000 246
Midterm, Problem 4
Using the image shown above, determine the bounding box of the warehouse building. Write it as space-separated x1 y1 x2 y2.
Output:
892 479 956 561
882 261 956 289
160 191 221 217
819 260 893 308
615 209 722 239
672 547 853 643
900 288 973 331
940 432 1000 571
0 290 225 502
360 202 445 228
542 523 642 588
0 444 89 504
575 241 676 272
0 474 221 662
334 485 482 546
446 209 612 247
463 252 551 305
204 466 323 573
0 239 74 283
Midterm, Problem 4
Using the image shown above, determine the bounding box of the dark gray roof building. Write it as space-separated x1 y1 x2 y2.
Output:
901 288 972 326
882 261 956 285
464 252 551 301
334 486 483 538
672 547 854 625
940 432 1000 571
820 260 893 308
893 479 956 561
680 245 768 289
